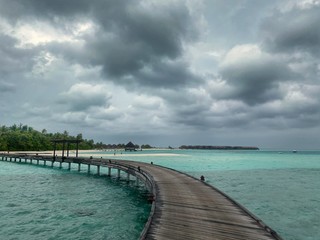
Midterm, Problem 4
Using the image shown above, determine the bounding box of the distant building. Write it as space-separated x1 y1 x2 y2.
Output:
125 141 137 151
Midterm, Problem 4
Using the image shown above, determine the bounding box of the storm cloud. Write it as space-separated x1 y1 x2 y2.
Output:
0 0 200 89
218 44 295 105
261 4 320 55
0 0 319 149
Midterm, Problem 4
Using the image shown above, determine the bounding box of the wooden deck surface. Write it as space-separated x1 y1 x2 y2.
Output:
117 160 282 240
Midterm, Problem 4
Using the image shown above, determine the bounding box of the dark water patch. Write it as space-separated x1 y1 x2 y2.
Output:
73 208 97 217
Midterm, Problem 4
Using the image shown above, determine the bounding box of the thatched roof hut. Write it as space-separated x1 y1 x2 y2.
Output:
125 141 136 151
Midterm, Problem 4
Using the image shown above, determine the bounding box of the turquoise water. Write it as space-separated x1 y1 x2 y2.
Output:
0 161 150 240
103 149 320 240
1 150 320 240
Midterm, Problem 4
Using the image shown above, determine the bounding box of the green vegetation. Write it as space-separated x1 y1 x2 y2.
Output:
141 144 153 149
0 124 157 151
0 124 95 151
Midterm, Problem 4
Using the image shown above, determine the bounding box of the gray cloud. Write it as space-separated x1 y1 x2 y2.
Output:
0 0 90 23
77 1 200 88
218 45 294 105
261 5 320 55
0 33 36 78
1 0 320 149
0 81 15 92
58 83 111 111
2 0 200 89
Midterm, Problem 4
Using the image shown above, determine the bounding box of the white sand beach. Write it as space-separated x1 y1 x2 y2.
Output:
1 149 186 158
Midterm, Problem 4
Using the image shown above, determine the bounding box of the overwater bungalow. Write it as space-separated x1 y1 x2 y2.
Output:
125 141 137 151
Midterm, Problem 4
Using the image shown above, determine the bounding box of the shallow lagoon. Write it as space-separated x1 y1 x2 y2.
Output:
102 149 320 240
1 150 320 240
0 161 150 240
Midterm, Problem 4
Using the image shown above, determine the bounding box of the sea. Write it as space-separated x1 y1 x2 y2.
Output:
1 149 319 240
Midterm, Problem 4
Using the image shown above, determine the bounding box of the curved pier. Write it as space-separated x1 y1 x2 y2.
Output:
0 153 282 240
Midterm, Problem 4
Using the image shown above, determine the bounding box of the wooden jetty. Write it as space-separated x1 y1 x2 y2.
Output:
0 153 283 240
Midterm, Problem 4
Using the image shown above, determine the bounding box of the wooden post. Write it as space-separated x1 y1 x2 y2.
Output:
67 142 70 157
76 141 79 157
62 142 65 161
117 169 120 178
78 163 81 171
59 162 62 169
97 165 100 175
37 159 39 165
88 164 91 173
53 142 56 161
108 167 111 176
44 160 46 166
68 162 71 170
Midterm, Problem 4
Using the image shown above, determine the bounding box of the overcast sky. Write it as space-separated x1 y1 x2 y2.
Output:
1 0 320 149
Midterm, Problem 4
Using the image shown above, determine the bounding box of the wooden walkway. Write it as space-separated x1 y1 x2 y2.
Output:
0 154 283 240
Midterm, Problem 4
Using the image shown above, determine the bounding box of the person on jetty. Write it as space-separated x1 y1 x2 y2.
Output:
200 175 205 181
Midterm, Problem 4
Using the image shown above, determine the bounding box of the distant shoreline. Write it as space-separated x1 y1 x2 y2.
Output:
179 145 259 150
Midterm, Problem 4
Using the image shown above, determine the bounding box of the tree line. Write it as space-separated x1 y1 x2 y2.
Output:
0 124 153 151
0 124 96 151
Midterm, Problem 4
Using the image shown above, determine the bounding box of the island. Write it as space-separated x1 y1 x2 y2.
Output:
179 145 259 150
